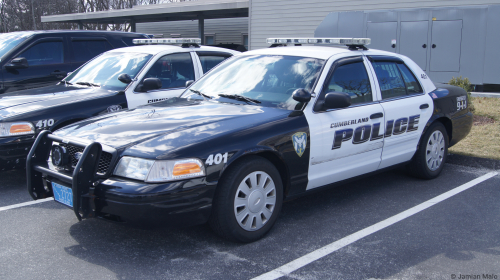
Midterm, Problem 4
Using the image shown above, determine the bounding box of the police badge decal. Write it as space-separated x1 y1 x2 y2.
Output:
292 132 307 157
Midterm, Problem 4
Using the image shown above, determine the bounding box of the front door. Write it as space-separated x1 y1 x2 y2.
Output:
126 51 199 109
3 38 69 93
305 55 385 190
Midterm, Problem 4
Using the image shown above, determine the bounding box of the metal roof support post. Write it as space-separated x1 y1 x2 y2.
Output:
78 21 84 30
130 19 136 32
198 15 205 45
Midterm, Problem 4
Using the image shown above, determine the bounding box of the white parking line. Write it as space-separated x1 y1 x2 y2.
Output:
252 171 498 280
0 197 54 212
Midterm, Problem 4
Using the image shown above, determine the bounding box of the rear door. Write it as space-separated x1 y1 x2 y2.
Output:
305 54 385 190
2 36 70 93
366 56 433 169
125 50 201 109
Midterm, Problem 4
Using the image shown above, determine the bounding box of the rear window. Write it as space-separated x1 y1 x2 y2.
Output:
71 40 112 62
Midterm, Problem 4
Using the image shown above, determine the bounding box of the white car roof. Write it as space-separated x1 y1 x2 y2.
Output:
242 46 353 60
107 45 240 55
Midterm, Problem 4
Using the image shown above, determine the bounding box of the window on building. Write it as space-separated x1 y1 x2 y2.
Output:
242 34 248 50
205 34 215 45
19 41 64 66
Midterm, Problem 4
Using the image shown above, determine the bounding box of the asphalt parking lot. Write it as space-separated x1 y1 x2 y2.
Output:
0 160 499 280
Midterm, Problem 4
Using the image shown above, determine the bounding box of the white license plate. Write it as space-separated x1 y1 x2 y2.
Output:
52 182 73 208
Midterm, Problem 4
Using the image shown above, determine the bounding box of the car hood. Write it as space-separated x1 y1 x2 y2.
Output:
0 85 114 119
54 98 290 157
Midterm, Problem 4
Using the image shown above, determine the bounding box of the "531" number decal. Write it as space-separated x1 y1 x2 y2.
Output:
205 152 228 166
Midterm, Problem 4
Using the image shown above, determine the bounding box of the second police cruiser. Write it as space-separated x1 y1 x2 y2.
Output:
27 38 473 242
0 38 238 171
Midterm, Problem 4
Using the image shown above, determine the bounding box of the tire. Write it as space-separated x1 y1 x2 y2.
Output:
209 156 283 243
408 122 449 179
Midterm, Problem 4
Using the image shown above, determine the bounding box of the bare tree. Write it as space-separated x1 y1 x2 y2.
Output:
0 0 194 33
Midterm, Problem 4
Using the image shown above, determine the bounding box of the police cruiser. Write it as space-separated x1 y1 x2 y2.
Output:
0 38 238 171
27 38 473 242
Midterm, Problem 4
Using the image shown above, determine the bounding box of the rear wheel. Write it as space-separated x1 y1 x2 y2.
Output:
408 122 449 179
209 156 283 242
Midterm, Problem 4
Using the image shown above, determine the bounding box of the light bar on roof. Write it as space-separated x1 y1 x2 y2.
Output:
133 38 202 45
266 38 371 46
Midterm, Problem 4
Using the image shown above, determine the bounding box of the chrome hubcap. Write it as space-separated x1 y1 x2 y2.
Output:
426 130 445 171
233 171 276 231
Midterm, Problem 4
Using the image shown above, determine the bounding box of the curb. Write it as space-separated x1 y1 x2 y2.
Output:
447 153 500 171
471 92 500 98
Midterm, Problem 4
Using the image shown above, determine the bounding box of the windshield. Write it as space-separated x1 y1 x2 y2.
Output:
182 55 325 110
64 52 152 91
0 32 33 61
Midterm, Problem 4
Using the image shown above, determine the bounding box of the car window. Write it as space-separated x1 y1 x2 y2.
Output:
397 64 423 94
199 55 230 73
323 61 372 105
184 55 325 110
0 32 32 60
71 40 112 62
142 52 195 90
371 61 408 99
19 41 64 66
64 52 152 91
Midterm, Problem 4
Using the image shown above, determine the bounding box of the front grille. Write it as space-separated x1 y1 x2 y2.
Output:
60 143 113 175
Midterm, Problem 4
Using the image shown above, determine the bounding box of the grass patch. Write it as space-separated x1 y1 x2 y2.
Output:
449 97 500 160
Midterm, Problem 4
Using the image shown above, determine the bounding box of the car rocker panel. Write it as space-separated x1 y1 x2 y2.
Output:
27 38 473 242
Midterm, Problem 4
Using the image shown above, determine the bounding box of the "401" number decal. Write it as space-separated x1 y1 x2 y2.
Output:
205 152 228 166
36 119 55 129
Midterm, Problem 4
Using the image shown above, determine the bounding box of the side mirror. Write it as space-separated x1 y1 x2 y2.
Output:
323 92 351 110
5 57 29 69
292 88 312 103
185 80 194 87
118 73 132 84
142 78 162 91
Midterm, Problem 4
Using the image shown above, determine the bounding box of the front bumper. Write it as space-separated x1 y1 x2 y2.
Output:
0 135 35 171
27 131 216 228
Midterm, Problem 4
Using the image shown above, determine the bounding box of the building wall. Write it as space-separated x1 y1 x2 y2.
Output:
137 17 248 45
249 0 500 50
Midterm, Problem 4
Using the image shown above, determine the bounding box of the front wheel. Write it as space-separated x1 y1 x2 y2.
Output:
408 122 449 179
209 156 283 242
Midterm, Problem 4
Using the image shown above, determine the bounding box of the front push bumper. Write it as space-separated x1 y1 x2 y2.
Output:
27 131 216 228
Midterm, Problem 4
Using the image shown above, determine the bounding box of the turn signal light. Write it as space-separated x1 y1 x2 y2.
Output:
10 124 33 134
173 162 202 176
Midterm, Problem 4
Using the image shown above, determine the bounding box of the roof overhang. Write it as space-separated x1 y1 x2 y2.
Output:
41 0 249 24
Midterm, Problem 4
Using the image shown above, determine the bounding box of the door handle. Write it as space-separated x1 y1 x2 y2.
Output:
420 103 429 109
431 44 436 49
422 44 427 48
51 71 67 76
370 112 384 119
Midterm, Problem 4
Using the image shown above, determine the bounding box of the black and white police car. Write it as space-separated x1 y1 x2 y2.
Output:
27 38 472 242
0 38 238 171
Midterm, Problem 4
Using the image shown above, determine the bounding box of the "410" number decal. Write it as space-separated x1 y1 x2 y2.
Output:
36 119 55 128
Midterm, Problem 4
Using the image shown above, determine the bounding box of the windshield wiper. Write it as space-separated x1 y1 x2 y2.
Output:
218 94 261 104
76 82 100 87
189 89 212 100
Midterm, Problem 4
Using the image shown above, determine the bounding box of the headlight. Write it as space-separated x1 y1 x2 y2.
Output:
0 122 35 137
113 156 205 183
